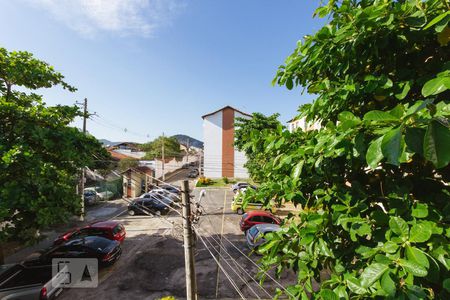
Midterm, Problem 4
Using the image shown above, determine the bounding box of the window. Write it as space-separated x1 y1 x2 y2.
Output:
113 225 123 235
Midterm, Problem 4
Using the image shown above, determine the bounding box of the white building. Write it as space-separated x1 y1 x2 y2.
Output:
202 106 251 179
287 116 321 132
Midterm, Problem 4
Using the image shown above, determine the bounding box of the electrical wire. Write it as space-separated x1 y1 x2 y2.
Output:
199 220 273 298
192 225 247 300
197 227 262 300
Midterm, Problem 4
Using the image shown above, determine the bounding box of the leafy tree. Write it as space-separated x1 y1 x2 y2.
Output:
235 113 282 182
118 157 140 171
237 1 450 299
0 48 109 248
141 136 183 160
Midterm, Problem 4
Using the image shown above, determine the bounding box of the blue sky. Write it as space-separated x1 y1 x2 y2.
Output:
1 0 324 142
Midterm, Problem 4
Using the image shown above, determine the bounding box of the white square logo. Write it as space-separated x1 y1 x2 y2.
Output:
52 258 98 288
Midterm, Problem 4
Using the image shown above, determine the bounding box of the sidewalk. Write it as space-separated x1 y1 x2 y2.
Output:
5 198 128 264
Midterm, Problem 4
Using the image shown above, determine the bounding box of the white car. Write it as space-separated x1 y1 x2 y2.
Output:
231 182 257 193
141 189 180 203
84 187 114 200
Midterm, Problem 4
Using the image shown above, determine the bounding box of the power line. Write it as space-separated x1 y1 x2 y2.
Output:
199 220 273 298
192 225 247 300
198 226 272 299
198 228 261 299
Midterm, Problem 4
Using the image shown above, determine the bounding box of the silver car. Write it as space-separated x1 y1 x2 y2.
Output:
245 224 281 250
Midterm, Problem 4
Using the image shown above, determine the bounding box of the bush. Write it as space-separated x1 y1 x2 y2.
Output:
197 176 213 186
222 177 229 184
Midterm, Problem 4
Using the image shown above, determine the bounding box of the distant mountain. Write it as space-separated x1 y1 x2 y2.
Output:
98 139 122 147
172 134 203 149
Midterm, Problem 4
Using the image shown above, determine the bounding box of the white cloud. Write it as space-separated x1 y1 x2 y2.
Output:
24 0 185 37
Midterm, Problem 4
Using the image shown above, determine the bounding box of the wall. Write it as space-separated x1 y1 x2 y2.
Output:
203 111 223 178
154 155 199 179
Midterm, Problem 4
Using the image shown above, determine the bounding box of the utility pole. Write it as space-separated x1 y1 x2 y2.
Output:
162 132 165 181
181 180 197 299
79 98 87 221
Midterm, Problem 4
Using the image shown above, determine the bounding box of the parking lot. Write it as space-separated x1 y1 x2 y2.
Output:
57 186 295 300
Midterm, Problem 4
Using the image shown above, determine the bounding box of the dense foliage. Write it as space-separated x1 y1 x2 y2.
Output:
235 113 283 182
141 135 183 160
0 47 109 244
236 1 450 299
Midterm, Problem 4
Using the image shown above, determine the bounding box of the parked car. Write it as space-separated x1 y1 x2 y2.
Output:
239 210 280 232
157 184 181 195
231 191 277 214
245 224 281 251
148 188 180 202
231 182 257 193
84 187 114 200
0 263 66 300
188 169 199 178
128 198 170 216
140 192 175 206
53 220 126 246
83 190 98 206
24 236 122 268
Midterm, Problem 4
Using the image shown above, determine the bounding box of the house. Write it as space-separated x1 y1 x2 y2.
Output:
287 116 321 133
202 106 251 179
122 166 155 198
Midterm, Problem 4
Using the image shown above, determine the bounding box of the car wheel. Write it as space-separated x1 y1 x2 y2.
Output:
128 209 135 216
237 208 244 215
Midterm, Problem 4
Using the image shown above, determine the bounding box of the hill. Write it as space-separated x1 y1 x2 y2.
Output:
172 134 203 149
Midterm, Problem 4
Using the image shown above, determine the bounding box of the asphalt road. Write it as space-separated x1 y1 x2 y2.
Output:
59 186 295 300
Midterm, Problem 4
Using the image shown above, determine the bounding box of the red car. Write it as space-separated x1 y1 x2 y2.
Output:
53 220 126 245
239 210 281 232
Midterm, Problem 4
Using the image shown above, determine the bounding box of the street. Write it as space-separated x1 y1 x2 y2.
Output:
59 186 295 299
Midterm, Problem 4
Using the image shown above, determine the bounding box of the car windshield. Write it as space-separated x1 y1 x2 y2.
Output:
248 226 259 238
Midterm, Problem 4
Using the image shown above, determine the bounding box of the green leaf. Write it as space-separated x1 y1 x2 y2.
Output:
395 81 411 100
410 222 432 243
422 76 450 97
360 263 389 288
381 271 396 296
319 289 339 300
398 259 428 277
363 110 399 122
366 136 383 169
406 285 427 299
423 119 450 168
383 241 399 254
406 245 429 268
405 127 426 155
424 11 450 30
389 217 409 238
443 278 450 292
381 127 403 166
286 78 294 90
346 277 367 295
317 238 333 257
411 203 428 218
291 160 304 181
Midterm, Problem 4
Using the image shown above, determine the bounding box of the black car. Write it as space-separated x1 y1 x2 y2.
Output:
23 236 122 268
158 184 181 195
128 198 170 216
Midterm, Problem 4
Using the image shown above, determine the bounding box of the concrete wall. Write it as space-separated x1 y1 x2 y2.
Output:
203 111 223 178
154 155 198 179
